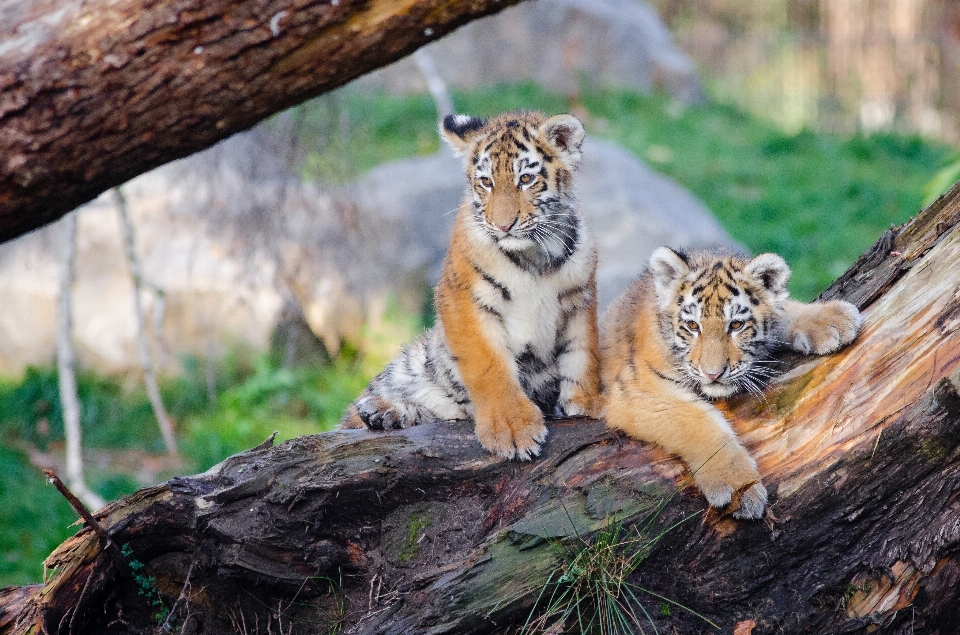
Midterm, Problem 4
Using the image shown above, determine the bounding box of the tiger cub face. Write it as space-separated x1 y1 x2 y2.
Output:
440 111 585 271
649 247 791 399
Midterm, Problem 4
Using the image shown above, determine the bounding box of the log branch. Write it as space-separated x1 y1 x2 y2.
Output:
3 183 960 633
0 0 525 243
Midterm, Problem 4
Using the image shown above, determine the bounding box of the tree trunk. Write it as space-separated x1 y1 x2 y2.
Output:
114 187 178 457
0 0 524 244
3 183 960 634
55 213 105 513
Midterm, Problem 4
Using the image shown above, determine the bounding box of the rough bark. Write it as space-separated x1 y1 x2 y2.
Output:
3 183 960 634
0 0 524 244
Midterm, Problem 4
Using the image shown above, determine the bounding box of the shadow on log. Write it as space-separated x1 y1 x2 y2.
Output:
2 182 960 634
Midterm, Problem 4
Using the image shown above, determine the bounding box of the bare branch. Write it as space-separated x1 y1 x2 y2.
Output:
114 187 178 456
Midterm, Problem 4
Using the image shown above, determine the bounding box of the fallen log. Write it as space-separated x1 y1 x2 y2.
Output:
2 182 960 634
0 0 524 243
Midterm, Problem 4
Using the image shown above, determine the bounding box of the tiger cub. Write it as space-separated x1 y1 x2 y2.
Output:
601 248 861 519
341 111 601 460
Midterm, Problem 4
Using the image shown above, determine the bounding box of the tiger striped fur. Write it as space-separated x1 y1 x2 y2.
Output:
601 248 861 518
340 111 601 460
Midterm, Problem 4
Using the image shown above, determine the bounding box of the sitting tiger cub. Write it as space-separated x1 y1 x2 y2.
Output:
601 248 861 519
341 111 601 460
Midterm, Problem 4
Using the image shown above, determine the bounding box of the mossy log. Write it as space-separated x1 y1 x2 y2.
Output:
3 183 960 634
0 0 523 243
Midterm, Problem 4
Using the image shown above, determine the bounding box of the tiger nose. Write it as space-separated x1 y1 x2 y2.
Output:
498 219 516 232
703 368 725 381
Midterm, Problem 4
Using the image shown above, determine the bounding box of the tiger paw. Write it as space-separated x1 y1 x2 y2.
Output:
693 447 766 519
788 300 861 355
475 399 547 461
731 483 768 520
355 396 416 430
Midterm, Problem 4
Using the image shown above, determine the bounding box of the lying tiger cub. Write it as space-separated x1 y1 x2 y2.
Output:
341 111 600 460
601 248 861 519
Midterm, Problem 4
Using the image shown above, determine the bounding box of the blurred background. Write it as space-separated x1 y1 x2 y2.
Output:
2 0 959 585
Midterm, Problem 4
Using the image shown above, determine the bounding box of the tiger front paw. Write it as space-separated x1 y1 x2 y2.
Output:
474 399 547 461
788 300 861 355
693 447 767 519
354 396 416 430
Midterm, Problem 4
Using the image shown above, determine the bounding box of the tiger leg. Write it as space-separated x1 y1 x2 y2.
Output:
605 368 767 519
555 283 601 418
339 336 451 431
436 267 546 461
781 298 861 355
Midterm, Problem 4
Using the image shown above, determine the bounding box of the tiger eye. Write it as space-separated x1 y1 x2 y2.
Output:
479 177 494 188
685 320 700 333
519 173 534 185
729 320 745 331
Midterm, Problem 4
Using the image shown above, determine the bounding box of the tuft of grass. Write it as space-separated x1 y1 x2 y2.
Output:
521 502 716 635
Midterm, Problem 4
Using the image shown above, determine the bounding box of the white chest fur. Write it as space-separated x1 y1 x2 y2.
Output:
467 224 595 361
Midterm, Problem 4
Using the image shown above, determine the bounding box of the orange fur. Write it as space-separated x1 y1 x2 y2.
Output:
341 111 600 460
434 213 549 458
601 249 860 519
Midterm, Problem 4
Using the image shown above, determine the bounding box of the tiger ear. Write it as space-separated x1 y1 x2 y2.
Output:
540 114 585 167
649 247 690 305
744 253 791 298
440 114 487 158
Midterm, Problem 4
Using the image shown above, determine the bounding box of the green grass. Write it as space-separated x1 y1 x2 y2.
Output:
521 503 714 635
295 83 954 299
0 353 371 586
180 355 367 471
0 444 79 586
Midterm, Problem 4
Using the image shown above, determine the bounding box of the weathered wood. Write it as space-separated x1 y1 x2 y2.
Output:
0 0 524 243
2 183 960 634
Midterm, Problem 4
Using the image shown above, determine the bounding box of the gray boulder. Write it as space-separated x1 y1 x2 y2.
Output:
357 0 702 103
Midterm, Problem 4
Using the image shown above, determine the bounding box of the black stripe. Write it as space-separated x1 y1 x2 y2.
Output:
473 296 504 322
649 364 687 387
558 284 589 302
722 282 741 295
471 262 511 301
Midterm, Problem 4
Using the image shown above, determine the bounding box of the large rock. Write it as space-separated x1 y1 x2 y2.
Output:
357 0 702 103
0 129 737 376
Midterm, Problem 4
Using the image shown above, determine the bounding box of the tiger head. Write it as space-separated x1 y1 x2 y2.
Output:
648 247 791 399
440 111 585 270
